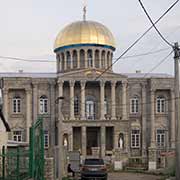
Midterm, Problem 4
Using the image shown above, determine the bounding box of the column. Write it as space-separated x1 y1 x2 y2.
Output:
50 83 56 152
171 89 175 148
81 81 86 120
142 84 147 156
150 89 155 147
85 50 88 68
122 81 127 120
26 89 32 142
64 53 67 71
70 51 73 69
92 50 95 68
69 128 73 151
58 80 64 118
101 126 106 158
111 81 116 120
99 51 102 69
100 81 105 120
82 126 87 158
3 88 9 122
70 80 75 120
77 50 80 69
148 89 157 170
32 83 38 123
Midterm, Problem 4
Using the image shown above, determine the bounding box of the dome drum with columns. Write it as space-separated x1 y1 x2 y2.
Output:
54 21 116 73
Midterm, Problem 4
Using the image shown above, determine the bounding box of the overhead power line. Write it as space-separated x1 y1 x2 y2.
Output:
0 48 170 63
94 0 178 81
138 0 178 47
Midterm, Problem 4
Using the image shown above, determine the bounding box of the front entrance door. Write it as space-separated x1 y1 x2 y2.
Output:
87 127 100 155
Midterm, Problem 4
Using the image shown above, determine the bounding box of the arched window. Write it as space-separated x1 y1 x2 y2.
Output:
156 96 166 113
73 50 78 69
130 96 139 113
80 49 85 68
85 96 96 120
66 51 71 69
12 96 21 113
104 98 108 115
74 96 79 116
87 49 93 67
56 54 60 72
61 53 65 71
101 51 106 68
39 95 48 114
95 50 100 68
107 51 110 68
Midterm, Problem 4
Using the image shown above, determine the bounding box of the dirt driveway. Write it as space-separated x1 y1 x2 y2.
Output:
108 172 164 180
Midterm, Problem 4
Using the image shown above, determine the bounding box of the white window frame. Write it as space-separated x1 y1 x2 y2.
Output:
156 96 166 113
12 97 21 113
86 100 95 120
44 130 49 149
131 129 140 148
13 130 22 142
156 129 165 147
130 96 139 114
39 96 48 114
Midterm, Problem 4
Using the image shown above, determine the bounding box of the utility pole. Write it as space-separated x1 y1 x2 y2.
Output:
174 42 180 180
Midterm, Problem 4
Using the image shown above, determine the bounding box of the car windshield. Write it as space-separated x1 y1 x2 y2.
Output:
84 159 104 165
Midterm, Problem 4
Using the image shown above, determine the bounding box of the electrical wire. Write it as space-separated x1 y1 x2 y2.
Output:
0 48 170 63
94 0 178 80
138 0 178 48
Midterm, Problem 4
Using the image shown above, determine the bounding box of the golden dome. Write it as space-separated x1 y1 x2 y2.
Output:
54 21 116 52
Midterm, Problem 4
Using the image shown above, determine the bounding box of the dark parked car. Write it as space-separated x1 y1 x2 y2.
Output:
81 158 107 180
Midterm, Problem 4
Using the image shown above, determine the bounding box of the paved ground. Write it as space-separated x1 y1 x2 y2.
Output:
108 172 164 180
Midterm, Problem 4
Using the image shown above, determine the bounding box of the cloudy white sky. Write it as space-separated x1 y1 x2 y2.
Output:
0 0 180 74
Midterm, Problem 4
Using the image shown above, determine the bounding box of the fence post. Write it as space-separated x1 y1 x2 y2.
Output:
29 126 34 177
2 146 5 179
16 147 20 180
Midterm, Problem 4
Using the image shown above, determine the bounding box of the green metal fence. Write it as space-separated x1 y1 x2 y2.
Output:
29 117 45 180
0 117 45 180
0 146 30 180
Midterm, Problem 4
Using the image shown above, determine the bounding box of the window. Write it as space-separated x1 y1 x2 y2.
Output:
86 100 95 120
156 96 166 113
104 99 108 115
74 96 79 116
130 96 139 113
12 96 21 113
87 50 93 67
44 130 49 148
39 96 48 114
66 51 71 69
13 131 22 142
156 129 165 147
131 129 140 148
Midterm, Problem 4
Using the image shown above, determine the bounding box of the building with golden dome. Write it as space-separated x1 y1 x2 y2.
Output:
0 15 176 178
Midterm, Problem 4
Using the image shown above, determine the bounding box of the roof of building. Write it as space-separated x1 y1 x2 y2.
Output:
0 72 173 79
54 20 116 52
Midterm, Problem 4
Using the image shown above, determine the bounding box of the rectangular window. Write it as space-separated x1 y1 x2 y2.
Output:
13 131 22 142
39 98 48 114
130 98 139 114
44 130 49 148
131 129 140 148
156 129 165 147
13 98 21 113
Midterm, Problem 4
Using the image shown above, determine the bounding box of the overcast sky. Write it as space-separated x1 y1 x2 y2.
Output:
0 0 180 74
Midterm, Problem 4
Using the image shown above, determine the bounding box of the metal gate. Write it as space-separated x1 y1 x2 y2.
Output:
0 117 45 180
29 117 45 180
